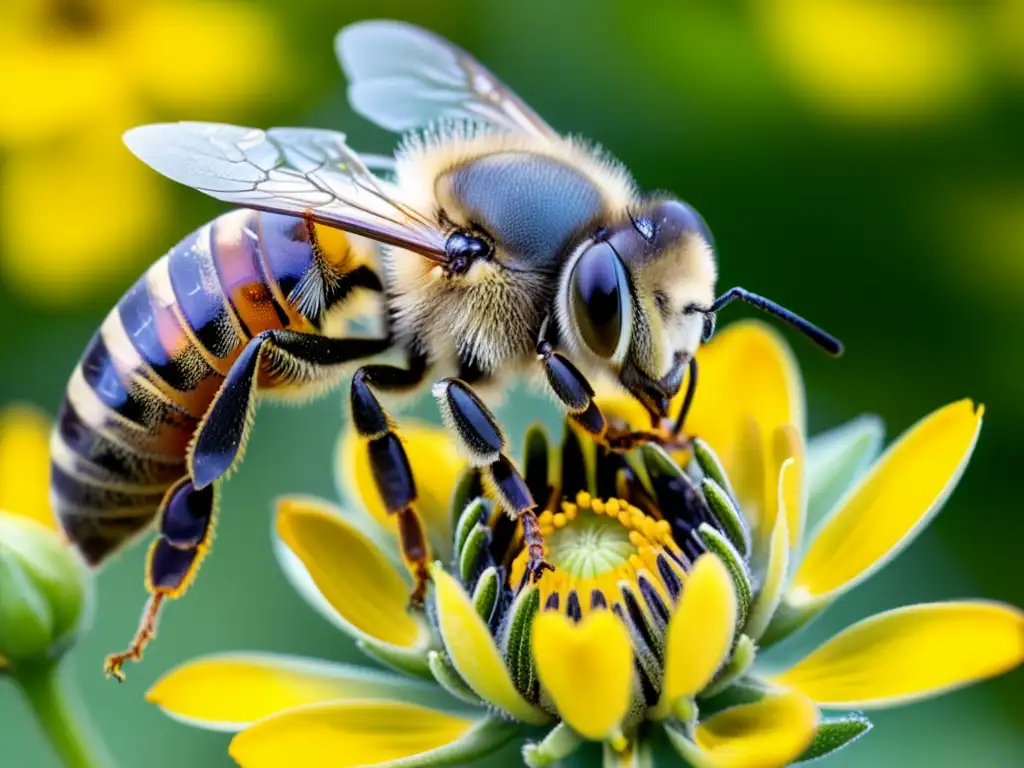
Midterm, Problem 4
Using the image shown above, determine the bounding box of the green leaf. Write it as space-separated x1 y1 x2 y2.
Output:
796 713 873 763
805 415 883 538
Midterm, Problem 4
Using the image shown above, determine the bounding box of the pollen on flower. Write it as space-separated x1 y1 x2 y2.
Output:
509 494 688 619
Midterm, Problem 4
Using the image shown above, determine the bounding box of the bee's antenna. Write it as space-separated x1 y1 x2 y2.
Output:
701 287 844 356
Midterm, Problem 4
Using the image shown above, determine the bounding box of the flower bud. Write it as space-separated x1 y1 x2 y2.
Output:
0 510 90 666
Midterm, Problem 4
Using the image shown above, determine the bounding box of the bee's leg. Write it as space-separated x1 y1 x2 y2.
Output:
536 336 693 451
189 330 391 489
350 355 433 607
431 378 554 584
103 477 217 681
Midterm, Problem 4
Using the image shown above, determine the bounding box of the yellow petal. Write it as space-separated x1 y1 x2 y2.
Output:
276 498 424 649
119 2 286 113
744 474 791 641
771 601 1024 709
662 554 738 703
793 400 983 601
672 692 819 768
743 424 803 558
431 565 548 724
229 701 478 768
776 427 805 550
0 405 57 531
532 611 634 741
339 420 465 557
680 321 804 476
147 653 444 731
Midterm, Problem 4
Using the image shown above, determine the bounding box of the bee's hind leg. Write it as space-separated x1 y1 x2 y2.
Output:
350 354 434 608
431 379 554 585
104 477 217 681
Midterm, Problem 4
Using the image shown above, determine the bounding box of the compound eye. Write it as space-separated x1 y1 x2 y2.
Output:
569 242 632 359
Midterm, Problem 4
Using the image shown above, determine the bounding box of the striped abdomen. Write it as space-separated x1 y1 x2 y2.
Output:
52 209 381 565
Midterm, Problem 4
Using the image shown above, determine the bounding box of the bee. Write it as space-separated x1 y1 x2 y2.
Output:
51 20 841 680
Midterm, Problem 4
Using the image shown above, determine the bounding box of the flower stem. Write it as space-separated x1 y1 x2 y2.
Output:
13 660 115 768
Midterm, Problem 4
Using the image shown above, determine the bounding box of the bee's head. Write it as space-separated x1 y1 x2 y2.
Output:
557 199 717 421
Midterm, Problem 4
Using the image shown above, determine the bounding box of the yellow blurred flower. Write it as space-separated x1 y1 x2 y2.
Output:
0 404 58 533
758 0 978 124
145 323 1023 767
0 0 285 305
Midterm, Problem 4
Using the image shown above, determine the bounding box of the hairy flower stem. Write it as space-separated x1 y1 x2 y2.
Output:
13 660 116 768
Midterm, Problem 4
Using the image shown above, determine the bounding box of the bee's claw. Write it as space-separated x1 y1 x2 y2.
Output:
103 656 129 682
406 562 429 611
527 558 555 583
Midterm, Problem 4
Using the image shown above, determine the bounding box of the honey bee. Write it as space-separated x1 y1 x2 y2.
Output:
51 20 841 680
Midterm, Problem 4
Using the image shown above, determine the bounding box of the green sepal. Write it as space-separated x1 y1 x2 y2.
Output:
472 567 499 623
356 636 433 680
700 634 756 699
0 513 90 665
757 592 827 648
796 713 873 763
523 723 584 767
804 415 883 538
695 523 752 628
459 523 491 584
453 498 488 567
692 438 736 501
355 715 521 768
701 478 750 558
693 676 771 718
449 468 483 539
501 586 540 698
602 736 653 768
0 547 53 663
427 650 484 706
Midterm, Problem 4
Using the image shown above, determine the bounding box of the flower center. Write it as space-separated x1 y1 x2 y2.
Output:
510 492 689 619
546 513 633 577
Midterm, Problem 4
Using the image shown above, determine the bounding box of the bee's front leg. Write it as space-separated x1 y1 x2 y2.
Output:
350 355 434 608
535 333 698 451
431 379 554 585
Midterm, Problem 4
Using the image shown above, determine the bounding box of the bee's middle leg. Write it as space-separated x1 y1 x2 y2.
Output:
350 355 433 608
431 378 554 584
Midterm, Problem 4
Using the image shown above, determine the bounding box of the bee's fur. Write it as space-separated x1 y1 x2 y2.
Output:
387 123 644 390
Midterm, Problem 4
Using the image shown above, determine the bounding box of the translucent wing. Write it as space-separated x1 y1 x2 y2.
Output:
123 122 446 258
336 20 558 140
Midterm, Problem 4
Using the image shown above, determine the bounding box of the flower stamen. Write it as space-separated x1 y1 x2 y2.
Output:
510 494 687 621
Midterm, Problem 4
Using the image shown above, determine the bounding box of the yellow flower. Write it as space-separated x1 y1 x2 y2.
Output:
146 322 1022 767
0 404 90 670
0 0 285 305
758 0 977 124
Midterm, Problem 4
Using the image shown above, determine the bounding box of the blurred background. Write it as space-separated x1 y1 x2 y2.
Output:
1 0 1022 765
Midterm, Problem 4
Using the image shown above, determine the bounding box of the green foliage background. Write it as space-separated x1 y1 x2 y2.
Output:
2 1 1021 765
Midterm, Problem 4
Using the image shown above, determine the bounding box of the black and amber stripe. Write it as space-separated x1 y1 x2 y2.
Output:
52 209 382 565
